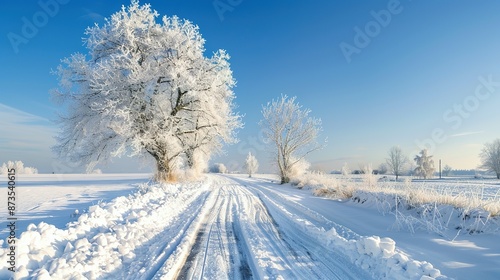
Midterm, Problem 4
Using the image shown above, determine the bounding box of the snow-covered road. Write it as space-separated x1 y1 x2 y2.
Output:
132 176 371 280
0 174 446 279
174 181 368 280
119 175 442 280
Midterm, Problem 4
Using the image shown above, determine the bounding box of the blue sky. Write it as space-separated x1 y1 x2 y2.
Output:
1 0 500 173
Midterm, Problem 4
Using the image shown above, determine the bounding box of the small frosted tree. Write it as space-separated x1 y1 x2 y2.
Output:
0 161 38 175
362 164 376 187
52 1 241 182
260 95 323 184
414 149 435 179
218 163 227 174
378 163 388 175
245 152 259 177
386 146 407 181
480 139 500 179
341 162 351 177
442 165 452 177
209 163 227 174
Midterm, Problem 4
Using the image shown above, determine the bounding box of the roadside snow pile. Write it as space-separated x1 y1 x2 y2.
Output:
324 230 444 280
255 185 448 280
0 179 210 279
300 213 446 279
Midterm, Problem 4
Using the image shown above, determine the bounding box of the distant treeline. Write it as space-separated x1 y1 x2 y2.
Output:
329 169 482 176
449 169 479 175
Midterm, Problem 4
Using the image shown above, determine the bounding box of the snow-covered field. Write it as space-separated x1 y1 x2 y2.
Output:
1 173 499 279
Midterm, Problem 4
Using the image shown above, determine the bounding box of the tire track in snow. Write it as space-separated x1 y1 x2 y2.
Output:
226 176 373 279
176 185 253 280
232 182 355 279
118 187 212 280
237 176 361 240
153 176 371 279
254 190 362 279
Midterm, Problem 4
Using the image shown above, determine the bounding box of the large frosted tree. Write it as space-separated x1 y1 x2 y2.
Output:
260 95 323 184
52 1 241 181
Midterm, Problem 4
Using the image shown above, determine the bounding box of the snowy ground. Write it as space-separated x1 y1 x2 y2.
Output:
0 174 150 239
0 173 498 279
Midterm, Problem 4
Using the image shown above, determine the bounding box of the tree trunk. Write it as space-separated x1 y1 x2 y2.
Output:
148 149 178 183
279 156 290 184
281 175 290 184
155 159 176 182
279 166 290 184
155 161 177 182
185 149 195 169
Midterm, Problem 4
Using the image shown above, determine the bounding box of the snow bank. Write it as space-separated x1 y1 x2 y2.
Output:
0 179 210 279
297 217 447 279
255 186 448 280
324 230 443 280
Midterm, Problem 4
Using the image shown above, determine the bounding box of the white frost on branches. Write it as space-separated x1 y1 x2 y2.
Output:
0 161 38 175
209 163 227 174
52 1 241 181
260 95 323 184
414 149 435 179
480 139 500 179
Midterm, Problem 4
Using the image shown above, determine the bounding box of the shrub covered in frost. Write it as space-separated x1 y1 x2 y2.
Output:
0 161 38 174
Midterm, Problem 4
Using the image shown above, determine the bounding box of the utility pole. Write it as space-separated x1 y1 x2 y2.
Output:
439 159 442 179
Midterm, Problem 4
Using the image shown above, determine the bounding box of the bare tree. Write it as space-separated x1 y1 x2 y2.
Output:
245 152 259 177
385 146 407 181
260 95 323 184
378 163 388 175
52 1 241 182
480 139 500 179
414 149 435 179
442 165 453 177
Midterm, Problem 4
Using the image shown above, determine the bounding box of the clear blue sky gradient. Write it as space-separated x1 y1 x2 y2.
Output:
1 0 500 173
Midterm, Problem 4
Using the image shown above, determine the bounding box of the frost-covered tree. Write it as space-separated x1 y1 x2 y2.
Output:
0 164 7 175
386 146 408 181
480 139 500 179
442 165 452 177
245 152 259 177
0 161 38 175
52 1 241 182
288 156 310 179
414 149 435 179
362 164 376 187
341 162 351 177
377 163 388 175
260 95 323 184
209 163 227 174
